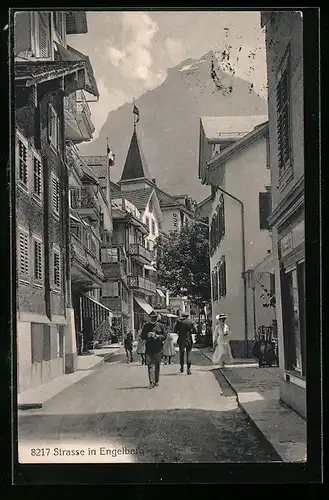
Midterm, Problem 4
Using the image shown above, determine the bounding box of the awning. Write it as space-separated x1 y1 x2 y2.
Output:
145 264 157 272
82 293 113 317
134 297 154 316
156 289 165 298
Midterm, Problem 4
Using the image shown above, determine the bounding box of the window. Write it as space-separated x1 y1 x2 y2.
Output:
48 104 59 150
33 238 43 281
90 238 96 256
54 11 64 40
151 220 156 235
18 139 28 188
33 155 42 198
276 50 291 174
18 228 29 277
53 249 61 288
218 256 227 297
148 198 153 212
259 191 272 230
52 175 60 215
102 281 119 297
101 248 119 263
145 216 150 230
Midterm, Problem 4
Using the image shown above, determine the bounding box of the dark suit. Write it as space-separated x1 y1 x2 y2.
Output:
175 316 195 372
141 321 167 384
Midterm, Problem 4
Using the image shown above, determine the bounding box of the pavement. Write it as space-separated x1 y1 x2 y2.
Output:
18 348 282 464
201 348 307 463
17 345 122 410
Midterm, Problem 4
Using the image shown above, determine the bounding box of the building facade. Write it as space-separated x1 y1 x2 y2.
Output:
261 11 305 418
201 118 272 358
14 11 97 392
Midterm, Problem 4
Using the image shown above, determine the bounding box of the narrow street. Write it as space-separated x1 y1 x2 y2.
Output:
18 348 281 463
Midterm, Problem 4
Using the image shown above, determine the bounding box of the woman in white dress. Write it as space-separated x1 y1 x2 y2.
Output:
212 314 233 368
162 332 176 364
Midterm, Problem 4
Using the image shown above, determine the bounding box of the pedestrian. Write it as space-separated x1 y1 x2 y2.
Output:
175 311 195 375
140 311 167 388
162 332 176 364
212 314 233 368
136 331 146 365
124 331 134 363
252 335 266 367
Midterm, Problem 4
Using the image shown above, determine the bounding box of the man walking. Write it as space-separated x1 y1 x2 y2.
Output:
175 311 195 375
124 331 134 363
141 312 167 388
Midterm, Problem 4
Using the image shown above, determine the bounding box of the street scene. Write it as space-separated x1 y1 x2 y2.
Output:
13 10 307 466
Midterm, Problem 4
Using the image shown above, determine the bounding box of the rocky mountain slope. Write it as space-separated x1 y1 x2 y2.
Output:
78 50 268 202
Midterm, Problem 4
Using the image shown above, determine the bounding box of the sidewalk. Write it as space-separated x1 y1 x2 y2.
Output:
201 349 306 463
18 345 122 410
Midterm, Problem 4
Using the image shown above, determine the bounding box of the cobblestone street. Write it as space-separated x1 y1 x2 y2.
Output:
18 349 282 463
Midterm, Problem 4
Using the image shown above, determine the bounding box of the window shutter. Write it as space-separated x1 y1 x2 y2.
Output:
259 192 271 230
276 64 290 171
39 12 50 57
19 232 29 275
54 252 60 287
48 106 52 140
34 240 43 280
52 177 60 213
33 157 42 196
18 141 28 185
222 257 227 296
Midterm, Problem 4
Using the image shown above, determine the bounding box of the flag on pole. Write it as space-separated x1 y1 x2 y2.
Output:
107 140 115 167
133 104 140 124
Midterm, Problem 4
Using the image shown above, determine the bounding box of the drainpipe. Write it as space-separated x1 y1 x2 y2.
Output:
209 185 249 358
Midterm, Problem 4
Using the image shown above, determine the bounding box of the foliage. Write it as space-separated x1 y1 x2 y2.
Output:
258 281 276 308
155 219 211 308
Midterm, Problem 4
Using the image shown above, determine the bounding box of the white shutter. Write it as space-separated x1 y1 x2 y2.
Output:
19 231 29 276
38 12 50 58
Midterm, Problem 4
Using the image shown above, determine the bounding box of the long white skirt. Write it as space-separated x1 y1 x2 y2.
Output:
212 341 233 365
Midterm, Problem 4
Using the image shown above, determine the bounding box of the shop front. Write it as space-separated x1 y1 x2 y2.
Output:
278 216 306 418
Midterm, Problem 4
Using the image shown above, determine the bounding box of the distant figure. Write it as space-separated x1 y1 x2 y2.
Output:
141 312 167 388
136 332 146 365
175 311 195 375
212 314 233 368
252 335 266 368
162 332 176 364
124 331 134 364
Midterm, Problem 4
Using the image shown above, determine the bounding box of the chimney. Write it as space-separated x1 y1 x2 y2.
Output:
152 178 156 185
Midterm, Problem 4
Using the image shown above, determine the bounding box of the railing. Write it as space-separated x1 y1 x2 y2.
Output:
71 233 103 280
71 188 101 214
76 90 95 133
129 243 152 262
128 276 156 294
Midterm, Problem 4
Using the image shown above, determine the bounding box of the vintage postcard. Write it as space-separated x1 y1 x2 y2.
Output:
11 9 315 474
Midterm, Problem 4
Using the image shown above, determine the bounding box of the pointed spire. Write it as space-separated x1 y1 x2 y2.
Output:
120 128 152 182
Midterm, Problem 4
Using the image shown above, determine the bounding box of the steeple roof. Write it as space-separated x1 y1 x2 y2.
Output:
120 129 152 182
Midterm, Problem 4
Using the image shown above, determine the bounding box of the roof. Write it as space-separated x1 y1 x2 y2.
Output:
81 156 121 190
122 188 153 211
15 61 85 86
197 195 212 208
120 129 152 182
56 44 99 97
207 121 269 169
200 115 268 141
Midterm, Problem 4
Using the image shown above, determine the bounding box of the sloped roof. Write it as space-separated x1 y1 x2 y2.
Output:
81 156 120 190
120 130 152 182
15 60 85 86
201 115 268 140
56 44 99 97
122 188 153 211
155 186 181 208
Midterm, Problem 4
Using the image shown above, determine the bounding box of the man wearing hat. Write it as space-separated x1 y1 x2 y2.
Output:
140 312 167 388
174 311 196 375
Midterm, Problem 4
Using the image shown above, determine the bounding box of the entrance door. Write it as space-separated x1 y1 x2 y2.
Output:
82 317 93 351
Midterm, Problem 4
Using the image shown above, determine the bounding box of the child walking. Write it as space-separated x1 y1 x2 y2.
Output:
162 332 176 364
136 332 146 365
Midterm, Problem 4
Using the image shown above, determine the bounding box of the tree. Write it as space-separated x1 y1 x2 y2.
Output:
155 219 211 308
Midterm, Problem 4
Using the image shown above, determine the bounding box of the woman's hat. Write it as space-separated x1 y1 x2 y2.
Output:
218 313 227 319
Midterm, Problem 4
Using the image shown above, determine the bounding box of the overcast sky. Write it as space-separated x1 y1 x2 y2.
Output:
68 10 267 137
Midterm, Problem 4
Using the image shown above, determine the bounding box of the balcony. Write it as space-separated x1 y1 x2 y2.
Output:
71 233 104 290
64 90 95 143
128 276 156 295
70 187 101 221
129 243 152 264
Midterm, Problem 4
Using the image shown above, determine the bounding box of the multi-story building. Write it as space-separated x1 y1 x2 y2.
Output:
67 147 113 352
261 11 305 418
199 116 272 358
14 10 99 392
